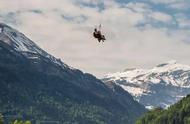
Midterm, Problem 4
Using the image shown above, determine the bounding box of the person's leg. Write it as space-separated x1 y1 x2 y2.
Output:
102 35 106 40
98 38 101 42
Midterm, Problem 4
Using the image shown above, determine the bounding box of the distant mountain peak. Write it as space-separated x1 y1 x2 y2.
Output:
156 60 177 67
103 61 190 108
124 68 137 72
153 60 190 74
166 60 177 64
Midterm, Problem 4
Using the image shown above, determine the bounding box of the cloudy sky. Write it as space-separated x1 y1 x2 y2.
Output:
0 0 190 77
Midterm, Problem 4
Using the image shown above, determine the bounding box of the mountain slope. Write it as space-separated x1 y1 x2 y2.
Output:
136 94 190 124
103 61 190 109
0 23 146 124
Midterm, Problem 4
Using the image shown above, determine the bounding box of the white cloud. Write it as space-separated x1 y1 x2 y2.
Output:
149 11 173 23
0 0 190 77
149 0 183 4
175 13 190 29
149 0 190 10
126 2 151 13
169 2 190 10
126 2 173 24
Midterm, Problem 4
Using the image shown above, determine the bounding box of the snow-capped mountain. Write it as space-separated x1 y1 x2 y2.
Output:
0 23 146 124
103 60 190 109
0 23 68 68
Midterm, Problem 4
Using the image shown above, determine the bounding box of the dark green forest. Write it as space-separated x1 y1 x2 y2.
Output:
0 113 31 124
136 94 190 124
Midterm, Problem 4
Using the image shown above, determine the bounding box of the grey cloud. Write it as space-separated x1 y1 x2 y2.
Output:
62 14 88 24
29 10 43 14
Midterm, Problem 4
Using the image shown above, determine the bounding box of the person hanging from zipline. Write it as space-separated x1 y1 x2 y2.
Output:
93 24 106 42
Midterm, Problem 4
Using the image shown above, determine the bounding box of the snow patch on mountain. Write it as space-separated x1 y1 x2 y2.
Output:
103 61 190 108
0 23 70 69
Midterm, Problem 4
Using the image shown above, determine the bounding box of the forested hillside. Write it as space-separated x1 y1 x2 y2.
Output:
136 94 190 124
